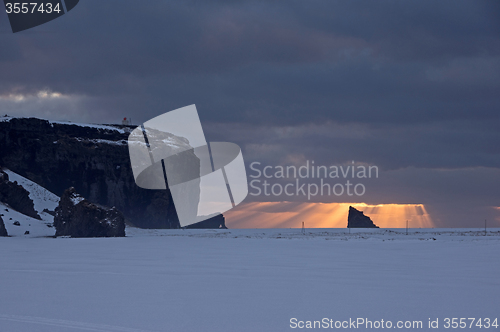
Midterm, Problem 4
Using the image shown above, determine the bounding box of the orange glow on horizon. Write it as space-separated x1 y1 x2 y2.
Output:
225 202 434 228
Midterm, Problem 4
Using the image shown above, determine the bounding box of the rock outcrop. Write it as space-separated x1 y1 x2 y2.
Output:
54 187 125 237
0 215 8 236
0 117 208 228
347 206 379 228
185 214 227 229
0 168 41 220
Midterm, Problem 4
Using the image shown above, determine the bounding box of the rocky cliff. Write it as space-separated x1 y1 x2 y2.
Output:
0 168 40 220
0 116 223 229
186 214 227 229
347 206 379 228
54 187 125 237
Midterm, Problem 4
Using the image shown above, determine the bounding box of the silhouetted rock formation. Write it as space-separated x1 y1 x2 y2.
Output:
0 117 202 228
185 214 227 229
0 215 8 236
54 187 125 237
347 206 379 228
143 192 180 229
0 168 41 220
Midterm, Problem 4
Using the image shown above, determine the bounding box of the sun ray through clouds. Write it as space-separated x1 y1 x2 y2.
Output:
225 202 434 228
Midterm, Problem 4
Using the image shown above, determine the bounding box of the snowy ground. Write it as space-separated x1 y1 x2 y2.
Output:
0 228 499 332
1 169 58 237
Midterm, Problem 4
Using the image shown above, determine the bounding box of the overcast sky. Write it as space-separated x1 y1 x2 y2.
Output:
1 0 499 227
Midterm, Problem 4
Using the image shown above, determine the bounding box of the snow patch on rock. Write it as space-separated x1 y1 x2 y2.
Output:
3 169 59 213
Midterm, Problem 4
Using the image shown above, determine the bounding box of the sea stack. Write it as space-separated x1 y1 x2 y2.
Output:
347 206 379 228
54 187 126 238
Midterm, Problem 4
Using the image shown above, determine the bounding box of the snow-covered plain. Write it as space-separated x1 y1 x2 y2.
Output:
1 228 499 332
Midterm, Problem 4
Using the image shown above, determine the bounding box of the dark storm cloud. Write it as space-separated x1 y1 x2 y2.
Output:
1 0 499 226
204 117 500 171
290 0 500 61
1 0 499 125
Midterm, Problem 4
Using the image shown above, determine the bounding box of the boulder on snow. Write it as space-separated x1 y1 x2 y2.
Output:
0 215 8 236
54 187 125 237
347 206 379 228
0 169 41 220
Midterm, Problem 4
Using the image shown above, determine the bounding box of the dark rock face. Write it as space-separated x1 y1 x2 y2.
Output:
54 187 125 237
0 117 198 228
0 215 8 236
0 168 41 220
347 206 379 228
143 191 179 229
185 214 227 229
